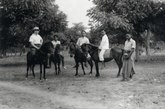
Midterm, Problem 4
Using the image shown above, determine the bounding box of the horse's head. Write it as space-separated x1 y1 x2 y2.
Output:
40 41 54 54
81 43 89 53
81 43 98 55
55 44 61 54
68 42 76 57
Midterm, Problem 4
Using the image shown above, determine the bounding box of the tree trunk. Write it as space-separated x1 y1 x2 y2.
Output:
146 31 150 56
144 29 152 56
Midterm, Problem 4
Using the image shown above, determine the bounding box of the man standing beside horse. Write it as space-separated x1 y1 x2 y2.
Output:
122 33 136 81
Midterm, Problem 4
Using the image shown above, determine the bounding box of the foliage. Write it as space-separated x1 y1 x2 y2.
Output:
87 0 165 44
64 23 86 43
0 0 67 52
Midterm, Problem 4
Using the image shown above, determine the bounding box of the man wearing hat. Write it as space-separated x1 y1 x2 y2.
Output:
29 26 43 53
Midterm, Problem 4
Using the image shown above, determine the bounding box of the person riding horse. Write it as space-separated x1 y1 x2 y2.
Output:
29 26 50 68
74 30 90 67
51 34 66 69
29 26 43 55
69 39 93 76
99 30 110 64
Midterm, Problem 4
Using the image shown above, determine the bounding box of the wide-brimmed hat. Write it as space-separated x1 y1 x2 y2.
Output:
33 26 40 31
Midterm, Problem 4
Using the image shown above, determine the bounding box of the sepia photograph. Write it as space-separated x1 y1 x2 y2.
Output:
0 0 165 109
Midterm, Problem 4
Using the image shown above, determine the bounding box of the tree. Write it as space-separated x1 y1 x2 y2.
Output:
64 22 86 43
88 0 165 59
0 0 67 55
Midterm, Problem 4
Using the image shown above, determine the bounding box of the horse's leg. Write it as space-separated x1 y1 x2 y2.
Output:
55 63 58 75
52 60 57 75
43 64 46 80
32 65 35 78
114 58 123 77
40 64 42 80
58 62 61 75
26 64 29 78
75 62 79 76
81 62 86 75
88 59 93 75
61 55 65 68
95 62 100 77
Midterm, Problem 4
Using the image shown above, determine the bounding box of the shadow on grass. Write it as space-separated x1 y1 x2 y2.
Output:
0 62 26 67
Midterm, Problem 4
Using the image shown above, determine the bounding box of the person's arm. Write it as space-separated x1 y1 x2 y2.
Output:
58 41 61 45
30 42 40 49
40 38 43 45
29 35 40 49
126 48 134 59
86 38 90 44
99 36 105 49
76 38 80 47
126 40 136 59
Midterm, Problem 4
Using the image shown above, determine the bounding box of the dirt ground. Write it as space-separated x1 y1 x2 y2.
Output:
0 53 165 109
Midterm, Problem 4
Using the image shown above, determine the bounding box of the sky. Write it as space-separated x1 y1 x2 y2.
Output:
55 0 94 28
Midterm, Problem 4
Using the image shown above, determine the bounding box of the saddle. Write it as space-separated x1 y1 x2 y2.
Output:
99 48 111 59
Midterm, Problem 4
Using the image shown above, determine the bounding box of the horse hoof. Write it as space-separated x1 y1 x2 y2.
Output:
63 66 67 69
96 75 100 77
117 75 120 77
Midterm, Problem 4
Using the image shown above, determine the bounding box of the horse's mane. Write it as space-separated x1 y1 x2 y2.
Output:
39 41 53 53
88 43 99 49
55 44 61 54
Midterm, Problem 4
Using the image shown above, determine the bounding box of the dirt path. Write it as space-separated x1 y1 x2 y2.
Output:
0 56 165 109
0 81 107 109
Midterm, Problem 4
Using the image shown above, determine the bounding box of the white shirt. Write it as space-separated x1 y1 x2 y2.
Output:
99 34 109 49
51 40 61 48
76 37 89 46
124 38 136 51
29 34 43 44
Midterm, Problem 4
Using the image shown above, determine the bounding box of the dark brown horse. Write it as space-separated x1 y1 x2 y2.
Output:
81 43 123 77
69 42 93 76
51 44 63 75
26 41 54 80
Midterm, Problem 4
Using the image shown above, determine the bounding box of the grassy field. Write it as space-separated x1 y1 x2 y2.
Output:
0 52 165 109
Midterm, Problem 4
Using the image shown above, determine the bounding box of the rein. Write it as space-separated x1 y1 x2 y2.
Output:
86 44 99 55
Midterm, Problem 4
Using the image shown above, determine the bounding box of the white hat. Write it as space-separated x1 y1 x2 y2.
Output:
33 26 39 30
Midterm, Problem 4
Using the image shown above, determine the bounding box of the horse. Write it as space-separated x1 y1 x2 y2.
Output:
51 44 63 75
69 42 93 76
26 41 54 80
81 43 123 77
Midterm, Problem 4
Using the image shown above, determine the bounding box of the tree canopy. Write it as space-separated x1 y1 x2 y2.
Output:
87 0 165 44
0 0 67 52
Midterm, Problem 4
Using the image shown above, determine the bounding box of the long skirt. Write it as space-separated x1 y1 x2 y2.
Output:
122 58 135 81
